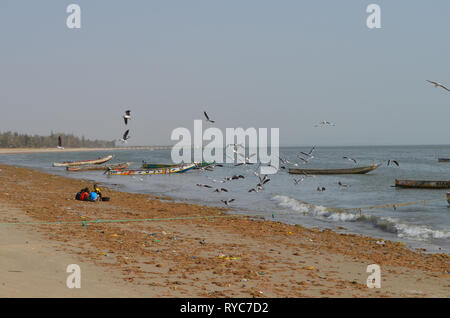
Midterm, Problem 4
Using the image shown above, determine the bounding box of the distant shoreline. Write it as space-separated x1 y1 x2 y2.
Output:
0 146 172 154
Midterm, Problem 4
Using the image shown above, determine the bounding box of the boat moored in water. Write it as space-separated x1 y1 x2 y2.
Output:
107 163 196 175
66 162 131 171
395 179 450 189
142 161 215 169
438 158 450 162
53 155 113 167
288 164 380 175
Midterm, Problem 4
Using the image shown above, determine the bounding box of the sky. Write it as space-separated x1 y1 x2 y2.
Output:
0 0 449 146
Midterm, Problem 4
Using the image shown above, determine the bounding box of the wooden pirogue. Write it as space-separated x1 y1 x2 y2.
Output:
107 163 196 176
142 161 215 169
438 158 450 162
66 162 131 171
53 155 113 167
395 179 450 189
288 164 380 175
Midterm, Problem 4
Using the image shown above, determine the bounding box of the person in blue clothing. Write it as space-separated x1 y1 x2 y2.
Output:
88 191 99 202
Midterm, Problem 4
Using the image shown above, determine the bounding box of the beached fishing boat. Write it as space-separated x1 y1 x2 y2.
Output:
66 162 131 171
447 193 450 206
395 179 450 189
107 163 196 176
141 161 215 169
53 155 113 167
288 164 380 175
438 158 450 162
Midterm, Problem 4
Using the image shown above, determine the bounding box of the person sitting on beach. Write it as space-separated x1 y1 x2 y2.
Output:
88 191 99 202
77 187 90 201
93 184 102 200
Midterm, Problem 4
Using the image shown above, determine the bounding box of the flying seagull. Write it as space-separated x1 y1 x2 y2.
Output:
338 181 349 187
300 146 316 158
221 199 235 206
213 188 228 193
315 121 336 127
224 175 245 181
343 156 357 164
203 111 215 123
123 110 131 125
57 136 64 149
296 156 310 164
120 129 130 143
426 80 450 92
387 160 399 167
196 184 213 188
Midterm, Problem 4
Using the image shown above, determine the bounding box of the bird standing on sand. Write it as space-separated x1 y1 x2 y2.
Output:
123 110 131 125
426 80 450 92
204 111 215 123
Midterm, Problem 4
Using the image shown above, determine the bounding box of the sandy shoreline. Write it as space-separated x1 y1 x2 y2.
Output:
0 163 448 297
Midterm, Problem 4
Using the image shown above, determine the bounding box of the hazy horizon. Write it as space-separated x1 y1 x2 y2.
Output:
1 1 449 147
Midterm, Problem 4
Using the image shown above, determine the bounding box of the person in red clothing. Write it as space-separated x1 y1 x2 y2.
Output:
76 187 90 201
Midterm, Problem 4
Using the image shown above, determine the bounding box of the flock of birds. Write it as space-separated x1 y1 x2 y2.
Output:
192 110 408 206
54 79 446 208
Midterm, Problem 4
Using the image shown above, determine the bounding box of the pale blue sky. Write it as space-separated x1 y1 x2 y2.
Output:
0 1 449 146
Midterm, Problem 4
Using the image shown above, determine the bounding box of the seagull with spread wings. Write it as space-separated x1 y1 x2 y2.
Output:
387 160 400 167
426 80 450 92
343 156 357 164
221 199 235 206
123 110 131 125
204 111 215 123
120 129 130 143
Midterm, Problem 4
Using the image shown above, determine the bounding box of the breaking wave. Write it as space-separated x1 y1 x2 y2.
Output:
272 195 450 241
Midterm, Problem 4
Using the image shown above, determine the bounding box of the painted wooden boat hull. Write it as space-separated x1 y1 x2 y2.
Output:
438 158 450 162
107 163 196 175
395 179 450 189
141 163 179 169
288 164 380 175
53 155 113 167
66 162 131 171
141 161 215 169
447 193 450 206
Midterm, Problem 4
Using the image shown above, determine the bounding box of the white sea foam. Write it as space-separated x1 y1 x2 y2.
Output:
272 195 450 241
272 195 359 222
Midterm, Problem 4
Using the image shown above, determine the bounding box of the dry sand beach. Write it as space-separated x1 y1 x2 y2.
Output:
0 163 449 298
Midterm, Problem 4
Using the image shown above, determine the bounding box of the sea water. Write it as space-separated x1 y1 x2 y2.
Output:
1 145 449 254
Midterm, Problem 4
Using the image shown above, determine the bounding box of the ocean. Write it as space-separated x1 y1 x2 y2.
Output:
1 145 449 254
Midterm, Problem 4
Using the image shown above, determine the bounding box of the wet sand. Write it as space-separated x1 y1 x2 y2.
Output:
0 163 448 297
